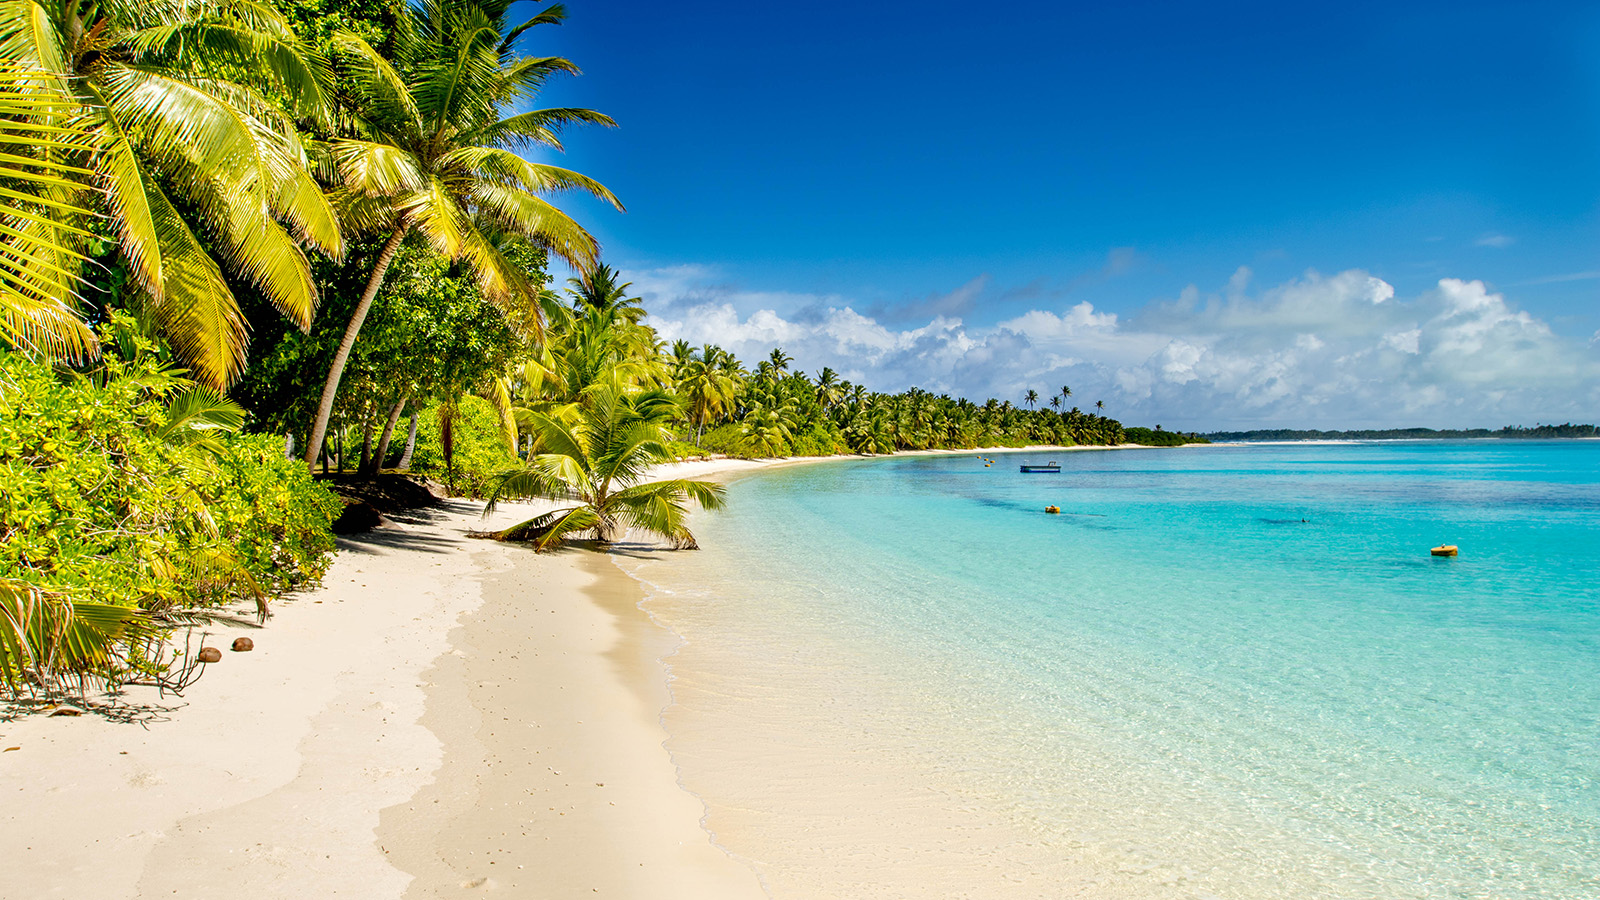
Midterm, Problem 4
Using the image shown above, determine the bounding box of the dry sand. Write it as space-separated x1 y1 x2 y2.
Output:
0 490 764 900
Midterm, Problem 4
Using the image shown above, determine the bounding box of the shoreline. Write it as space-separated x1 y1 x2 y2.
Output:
375 538 764 898
0 440 1163 899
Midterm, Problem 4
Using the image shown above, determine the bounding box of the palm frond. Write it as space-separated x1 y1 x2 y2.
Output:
0 0 65 72
138 173 248 388
154 384 245 446
608 479 725 549
485 374 518 453
492 505 599 550
0 578 154 697
404 174 468 257
450 146 621 208
413 14 503 135
332 31 422 129
463 106 616 152
332 138 428 196
458 222 538 311
101 62 267 206
123 20 331 121
499 2 566 52
468 179 599 271
491 53 581 103
0 65 95 360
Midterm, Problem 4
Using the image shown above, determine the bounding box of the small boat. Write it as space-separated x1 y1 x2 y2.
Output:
1044 505 1060 514
1431 545 1458 557
1020 462 1060 473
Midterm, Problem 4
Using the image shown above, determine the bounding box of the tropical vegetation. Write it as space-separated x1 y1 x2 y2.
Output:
1 317 339 698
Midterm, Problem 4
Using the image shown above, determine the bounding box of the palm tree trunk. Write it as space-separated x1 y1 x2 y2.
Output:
359 415 375 473
398 410 419 470
371 398 406 473
304 222 411 471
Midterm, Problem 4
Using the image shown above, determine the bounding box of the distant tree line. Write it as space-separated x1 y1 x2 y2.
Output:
1124 427 1210 446
1202 424 1599 442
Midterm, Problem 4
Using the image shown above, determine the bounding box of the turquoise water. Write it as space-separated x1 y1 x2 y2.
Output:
627 442 1600 898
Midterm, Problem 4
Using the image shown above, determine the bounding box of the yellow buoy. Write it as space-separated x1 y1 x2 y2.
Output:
1431 545 1458 557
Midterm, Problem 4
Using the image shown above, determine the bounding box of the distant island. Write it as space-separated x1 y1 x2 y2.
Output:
1202 424 1598 442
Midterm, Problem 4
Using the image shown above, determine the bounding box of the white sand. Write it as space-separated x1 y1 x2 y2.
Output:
0 493 763 900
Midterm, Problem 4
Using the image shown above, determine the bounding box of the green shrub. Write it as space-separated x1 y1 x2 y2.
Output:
0 349 340 696
790 421 849 457
665 440 713 459
409 395 519 498
207 435 342 593
698 423 746 456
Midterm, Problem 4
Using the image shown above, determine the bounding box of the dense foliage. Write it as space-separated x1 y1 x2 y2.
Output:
656 350 1128 457
0 345 339 697
409 395 520 498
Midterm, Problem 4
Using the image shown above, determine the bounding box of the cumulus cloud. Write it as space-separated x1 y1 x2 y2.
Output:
626 263 1600 430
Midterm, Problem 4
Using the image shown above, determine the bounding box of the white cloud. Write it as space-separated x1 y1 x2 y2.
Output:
1475 233 1515 248
625 264 1600 430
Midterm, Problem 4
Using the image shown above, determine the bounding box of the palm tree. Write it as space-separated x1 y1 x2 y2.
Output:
767 347 792 375
1095 399 1104 415
568 263 644 323
813 366 844 412
1060 385 1072 405
1024 388 1038 409
738 401 796 457
668 338 695 375
485 382 725 550
0 0 342 387
675 344 741 441
304 0 622 469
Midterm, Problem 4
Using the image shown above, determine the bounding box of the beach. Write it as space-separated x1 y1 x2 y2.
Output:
0 465 770 900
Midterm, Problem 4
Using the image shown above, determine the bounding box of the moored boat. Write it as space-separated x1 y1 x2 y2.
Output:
1020 463 1061 473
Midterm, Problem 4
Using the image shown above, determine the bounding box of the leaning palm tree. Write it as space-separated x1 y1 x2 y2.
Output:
484 382 725 550
0 0 342 387
304 0 622 470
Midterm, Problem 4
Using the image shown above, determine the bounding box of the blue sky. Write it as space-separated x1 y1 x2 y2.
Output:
526 1 1600 429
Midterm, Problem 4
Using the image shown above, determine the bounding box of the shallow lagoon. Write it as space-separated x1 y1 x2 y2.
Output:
623 442 1600 898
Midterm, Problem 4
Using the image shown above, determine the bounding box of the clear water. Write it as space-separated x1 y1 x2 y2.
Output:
622 442 1600 898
